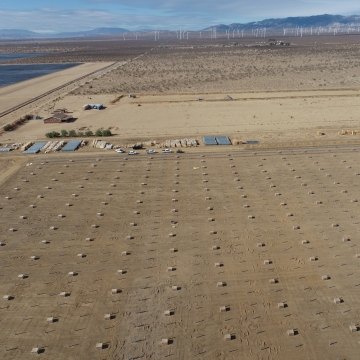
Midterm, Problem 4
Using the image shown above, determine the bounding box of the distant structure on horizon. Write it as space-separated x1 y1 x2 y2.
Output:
1 14 360 41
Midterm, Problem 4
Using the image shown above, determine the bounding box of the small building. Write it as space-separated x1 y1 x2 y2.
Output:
83 104 104 110
43 112 74 124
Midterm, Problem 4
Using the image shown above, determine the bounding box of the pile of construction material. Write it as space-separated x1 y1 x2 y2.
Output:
92 139 113 150
0 143 22 152
339 129 358 135
42 141 66 153
162 138 198 148
21 142 34 152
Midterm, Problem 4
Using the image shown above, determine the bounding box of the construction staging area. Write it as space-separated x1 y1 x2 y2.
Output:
1 35 360 359
0 146 359 359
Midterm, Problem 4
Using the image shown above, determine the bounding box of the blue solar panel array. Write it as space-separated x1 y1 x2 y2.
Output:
203 136 218 145
215 136 231 145
62 140 81 152
24 142 46 154
203 135 231 145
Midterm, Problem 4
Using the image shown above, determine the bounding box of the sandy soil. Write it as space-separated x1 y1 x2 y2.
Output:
0 37 360 360
0 148 359 359
72 43 360 95
2 38 359 146
0 62 115 126
2 89 360 148
0 158 24 185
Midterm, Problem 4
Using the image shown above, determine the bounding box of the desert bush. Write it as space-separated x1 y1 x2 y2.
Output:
3 124 14 131
101 129 112 137
45 131 60 138
45 129 111 138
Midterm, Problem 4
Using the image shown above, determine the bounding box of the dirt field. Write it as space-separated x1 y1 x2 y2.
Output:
1 36 360 146
0 36 360 360
72 40 360 95
0 147 359 359
0 62 114 116
2 89 360 148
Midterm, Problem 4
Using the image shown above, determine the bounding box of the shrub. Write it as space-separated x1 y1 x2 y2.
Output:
3 124 14 131
95 129 103 137
45 129 109 138
102 129 112 137
46 131 60 138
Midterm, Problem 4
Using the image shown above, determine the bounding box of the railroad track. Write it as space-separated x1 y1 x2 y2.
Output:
0 61 120 119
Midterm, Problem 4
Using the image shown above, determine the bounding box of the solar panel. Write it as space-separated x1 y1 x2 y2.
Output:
215 136 231 145
24 142 47 154
62 140 81 152
203 136 217 145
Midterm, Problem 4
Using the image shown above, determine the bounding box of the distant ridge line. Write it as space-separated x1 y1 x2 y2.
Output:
1 14 360 39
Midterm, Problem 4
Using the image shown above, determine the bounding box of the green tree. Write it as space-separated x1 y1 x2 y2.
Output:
95 129 103 137
85 130 93 137
102 129 112 137
60 129 68 137
68 130 77 137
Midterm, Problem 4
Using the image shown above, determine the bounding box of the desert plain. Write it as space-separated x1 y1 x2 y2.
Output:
0 35 360 359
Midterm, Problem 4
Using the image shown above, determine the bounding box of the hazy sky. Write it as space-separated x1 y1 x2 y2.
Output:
1 0 360 32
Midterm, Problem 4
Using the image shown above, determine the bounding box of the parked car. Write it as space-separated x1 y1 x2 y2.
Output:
162 148 172 153
147 149 157 154
115 148 125 153
128 150 138 155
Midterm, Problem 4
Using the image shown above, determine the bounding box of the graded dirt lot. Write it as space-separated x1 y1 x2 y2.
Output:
0 36 360 360
3 89 360 148
0 147 359 360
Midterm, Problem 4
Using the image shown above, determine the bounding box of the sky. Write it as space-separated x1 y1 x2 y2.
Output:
0 0 360 32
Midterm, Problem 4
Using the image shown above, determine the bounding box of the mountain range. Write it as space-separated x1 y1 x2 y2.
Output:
0 27 129 40
0 15 360 39
204 14 360 31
